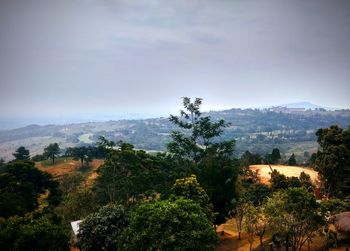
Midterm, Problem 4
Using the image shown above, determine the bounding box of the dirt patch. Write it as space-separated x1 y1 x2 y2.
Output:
249 165 319 185
36 159 104 184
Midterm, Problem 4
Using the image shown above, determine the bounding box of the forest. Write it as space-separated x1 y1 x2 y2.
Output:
1 97 350 251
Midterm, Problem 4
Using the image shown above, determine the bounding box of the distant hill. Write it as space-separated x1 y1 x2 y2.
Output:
280 102 324 109
1 108 350 161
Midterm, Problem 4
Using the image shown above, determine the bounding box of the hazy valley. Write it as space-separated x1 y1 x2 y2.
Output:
1 105 350 161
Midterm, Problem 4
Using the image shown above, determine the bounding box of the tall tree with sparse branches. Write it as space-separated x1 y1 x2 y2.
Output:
168 97 239 225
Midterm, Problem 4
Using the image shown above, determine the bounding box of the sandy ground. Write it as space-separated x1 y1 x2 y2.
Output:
249 165 319 184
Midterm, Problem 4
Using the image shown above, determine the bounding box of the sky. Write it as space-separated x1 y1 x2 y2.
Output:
1 0 350 126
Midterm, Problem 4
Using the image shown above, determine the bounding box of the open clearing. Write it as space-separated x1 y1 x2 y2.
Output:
249 165 319 184
36 158 104 185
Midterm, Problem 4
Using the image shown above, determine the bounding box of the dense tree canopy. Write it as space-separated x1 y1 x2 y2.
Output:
55 187 98 224
12 146 30 161
94 140 173 205
265 188 324 251
0 216 70 251
315 125 350 196
65 146 92 168
77 204 129 251
0 160 61 218
119 199 217 251
171 174 215 222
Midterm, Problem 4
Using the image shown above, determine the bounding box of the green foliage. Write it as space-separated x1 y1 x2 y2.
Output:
65 146 93 168
31 154 47 162
270 170 313 192
240 150 261 168
315 125 350 196
243 182 271 206
168 97 239 224
243 203 259 251
12 146 30 161
119 198 217 251
320 198 350 214
94 140 173 205
265 188 324 251
266 148 281 164
288 153 297 166
299 171 313 191
0 160 61 218
0 216 70 251
171 174 215 222
55 188 98 223
77 204 129 251
43 143 60 165
58 173 85 195
270 170 291 191
168 97 234 162
197 156 239 224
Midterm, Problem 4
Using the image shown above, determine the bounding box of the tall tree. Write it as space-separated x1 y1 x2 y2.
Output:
13 146 30 161
267 148 281 164
315 125 350 196
43 143 60 165
288 153 297 166
168 97 239 225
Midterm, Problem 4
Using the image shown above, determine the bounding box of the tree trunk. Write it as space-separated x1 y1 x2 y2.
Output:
238 231 241 240
52 155 55 165
260 236 263 246
81 158 84 168
285 235 289 251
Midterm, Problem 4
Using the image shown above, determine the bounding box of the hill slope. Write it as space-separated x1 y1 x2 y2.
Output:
1 108 350 161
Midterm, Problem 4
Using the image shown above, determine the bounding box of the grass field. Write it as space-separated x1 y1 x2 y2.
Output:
78 133 93 144
249 164 319 184
36 158 104 184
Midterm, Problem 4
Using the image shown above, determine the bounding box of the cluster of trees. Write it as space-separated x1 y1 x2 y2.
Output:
314 125 350 197
0 158 68 250
78 176 218 251
20 143 108 168
232 125 350 250
1 97 350 250
62 98 237 250
235 163 327 250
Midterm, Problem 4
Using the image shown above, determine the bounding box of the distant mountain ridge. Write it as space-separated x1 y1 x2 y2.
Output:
278 102 324 109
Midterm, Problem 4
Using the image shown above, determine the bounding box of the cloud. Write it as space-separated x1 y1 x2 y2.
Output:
0 0 350 119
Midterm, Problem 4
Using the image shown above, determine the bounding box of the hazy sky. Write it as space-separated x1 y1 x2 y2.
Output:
1 0 350 121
